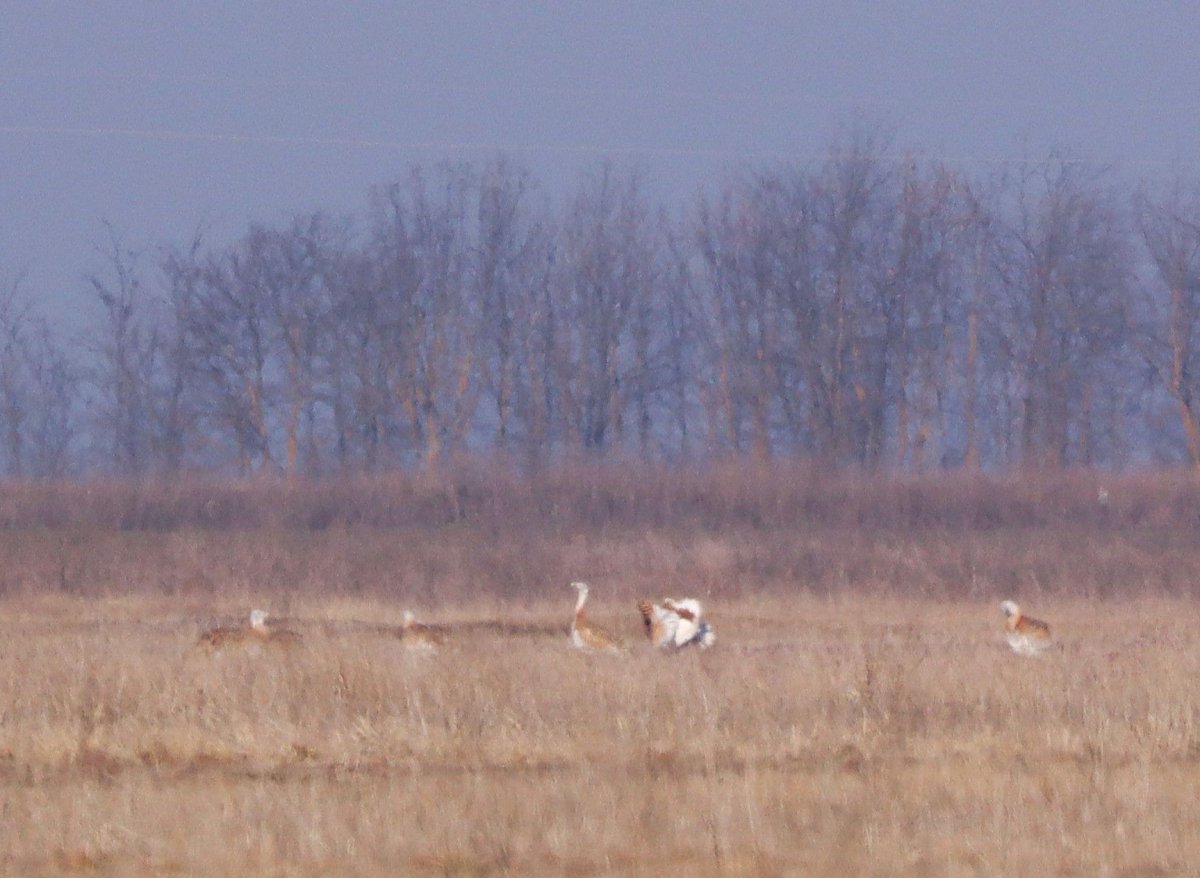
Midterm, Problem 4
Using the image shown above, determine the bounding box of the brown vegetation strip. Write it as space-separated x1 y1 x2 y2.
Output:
4 742 1193 788
0 467 1193 533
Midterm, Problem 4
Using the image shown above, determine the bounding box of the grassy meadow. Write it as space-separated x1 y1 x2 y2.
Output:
1 466 1199 876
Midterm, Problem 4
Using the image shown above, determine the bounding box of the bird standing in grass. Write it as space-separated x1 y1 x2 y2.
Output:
569 582 627 655
1000 600 1051 656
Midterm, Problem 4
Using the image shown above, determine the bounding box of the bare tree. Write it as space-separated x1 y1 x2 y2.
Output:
695 181 787 458
551 164 658 455
0 273 34 475
514 234 560 463
86 224 162 475
154 231 209 472
240 214 342 476
0 270 79 478
661 225 701 457
186 243 276 472
22 317 79 478
368 164 480 467
475 158 550 453
882 164 976 472
1135 178 1200 467
325 246 391 469
992 159 1134 468
801 132 900 465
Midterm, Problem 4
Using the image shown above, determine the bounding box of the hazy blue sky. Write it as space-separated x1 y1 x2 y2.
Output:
3 3 1198 322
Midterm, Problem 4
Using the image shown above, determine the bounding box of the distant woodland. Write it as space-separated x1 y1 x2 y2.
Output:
7 129 1200 477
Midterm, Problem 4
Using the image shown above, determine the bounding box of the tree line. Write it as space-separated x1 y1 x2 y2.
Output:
7 131 1200 477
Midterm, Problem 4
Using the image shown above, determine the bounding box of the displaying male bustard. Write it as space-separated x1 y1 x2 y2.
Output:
569 582 627 655
401 609 448 650
197 608 300 650
638 597 715 650
1000 600 1051 656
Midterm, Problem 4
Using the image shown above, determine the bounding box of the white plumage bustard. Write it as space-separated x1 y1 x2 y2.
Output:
663 598 716 648
638 597 715 649
569 582 627 655
637 598 680 648
1000 600 1051 656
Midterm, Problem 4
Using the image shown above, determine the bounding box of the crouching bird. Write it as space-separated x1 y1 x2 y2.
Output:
197 608 301 652
400 609 449 650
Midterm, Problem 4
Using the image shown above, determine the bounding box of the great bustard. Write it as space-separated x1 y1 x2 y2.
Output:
1000 600 1051 656
637 599 679 648
400 609 448 650
197 608 300 651
569 582 627 655
638 597 715 649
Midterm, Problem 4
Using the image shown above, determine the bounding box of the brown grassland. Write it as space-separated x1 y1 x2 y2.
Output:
1 465 1199 876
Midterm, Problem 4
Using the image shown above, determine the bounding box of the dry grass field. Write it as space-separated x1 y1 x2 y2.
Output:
1 468 1199 876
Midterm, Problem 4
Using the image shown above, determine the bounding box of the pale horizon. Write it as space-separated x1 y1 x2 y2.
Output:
4 4 1198 321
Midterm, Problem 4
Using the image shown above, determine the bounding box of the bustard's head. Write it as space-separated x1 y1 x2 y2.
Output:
249 608 269 631
402 609 416 627
999 600 1020 620
570 581 589 595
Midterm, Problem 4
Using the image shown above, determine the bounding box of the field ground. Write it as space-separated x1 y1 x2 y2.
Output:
3 591 1199 877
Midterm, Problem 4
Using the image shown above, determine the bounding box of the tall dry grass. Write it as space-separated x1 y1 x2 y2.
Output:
2 595 1199 876
1 467 1199 875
